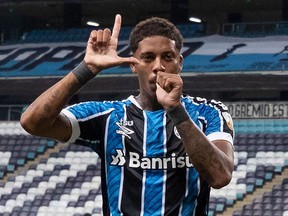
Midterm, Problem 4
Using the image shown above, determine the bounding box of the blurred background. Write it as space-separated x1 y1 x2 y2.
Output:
0 0 286 36
0 0 288 216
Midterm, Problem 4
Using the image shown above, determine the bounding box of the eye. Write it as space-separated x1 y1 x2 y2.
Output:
164 53 173 61
142 55 154 62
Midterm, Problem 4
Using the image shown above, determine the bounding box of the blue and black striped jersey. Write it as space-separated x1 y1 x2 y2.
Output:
62 95 234 216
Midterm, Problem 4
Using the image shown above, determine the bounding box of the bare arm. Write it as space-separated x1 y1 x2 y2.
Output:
20 14 139 142
156 72 234 189
20 73 82 142
176 120 234 189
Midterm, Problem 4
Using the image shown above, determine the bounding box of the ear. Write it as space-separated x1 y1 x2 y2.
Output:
130 63 137 74
179 55 184 72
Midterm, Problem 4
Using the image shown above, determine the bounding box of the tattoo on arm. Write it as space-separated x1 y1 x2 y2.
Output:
176 120 228 183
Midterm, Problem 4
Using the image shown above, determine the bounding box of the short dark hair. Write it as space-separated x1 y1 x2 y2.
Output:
129 17 183 53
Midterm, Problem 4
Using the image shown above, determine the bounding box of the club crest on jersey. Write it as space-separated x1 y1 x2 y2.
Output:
222 112 234 131
115 119 134 139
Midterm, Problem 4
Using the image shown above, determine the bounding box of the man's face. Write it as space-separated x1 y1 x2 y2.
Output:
130 35 183 95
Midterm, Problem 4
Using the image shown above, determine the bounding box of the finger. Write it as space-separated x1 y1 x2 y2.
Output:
156 72 165 87
102 28 111 44
111 14 121 40
160 78 173 93
88 30 97 45
157 73 177 92
120 56 140 65
96 30 103 45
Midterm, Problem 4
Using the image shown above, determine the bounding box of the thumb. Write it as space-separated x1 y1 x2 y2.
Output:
156 83 166 97
120 56 140 65
156 83 169 109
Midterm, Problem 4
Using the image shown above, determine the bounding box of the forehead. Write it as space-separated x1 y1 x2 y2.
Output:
136 35 178 54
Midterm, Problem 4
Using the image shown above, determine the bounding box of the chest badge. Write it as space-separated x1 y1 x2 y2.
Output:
116 119 134 139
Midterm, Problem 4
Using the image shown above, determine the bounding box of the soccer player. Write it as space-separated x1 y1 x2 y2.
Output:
21 14 234 215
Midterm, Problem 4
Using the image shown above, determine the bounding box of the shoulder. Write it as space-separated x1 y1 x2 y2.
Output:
182 95 234 138
181 95 229 112
65 98 133 116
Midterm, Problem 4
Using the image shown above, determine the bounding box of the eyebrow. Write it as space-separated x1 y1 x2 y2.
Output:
140 51 175 56
139 51 154 56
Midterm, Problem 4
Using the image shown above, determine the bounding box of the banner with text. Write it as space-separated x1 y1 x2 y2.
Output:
1 35 288 78
225 101 288 119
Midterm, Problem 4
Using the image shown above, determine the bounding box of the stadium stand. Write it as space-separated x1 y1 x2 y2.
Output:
222 21 288 37
4 20 288 45
208 119 288 216
3 23 203 45
1 5 288 214
1 118 288 216
0 122 103 215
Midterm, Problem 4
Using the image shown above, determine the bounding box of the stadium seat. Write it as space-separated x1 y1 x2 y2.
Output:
2 120 288 216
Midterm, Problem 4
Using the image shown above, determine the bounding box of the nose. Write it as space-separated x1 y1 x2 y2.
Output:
152 58 165 73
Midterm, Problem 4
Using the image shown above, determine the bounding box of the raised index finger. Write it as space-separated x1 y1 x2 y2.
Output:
111 14 122 39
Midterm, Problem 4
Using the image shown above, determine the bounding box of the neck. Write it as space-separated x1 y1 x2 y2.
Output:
135 93 163 111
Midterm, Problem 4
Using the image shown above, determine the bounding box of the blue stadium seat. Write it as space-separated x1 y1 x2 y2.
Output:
1 120 288 216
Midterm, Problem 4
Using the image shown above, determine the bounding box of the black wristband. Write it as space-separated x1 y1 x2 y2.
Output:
167 104 190 126
72 61 95 85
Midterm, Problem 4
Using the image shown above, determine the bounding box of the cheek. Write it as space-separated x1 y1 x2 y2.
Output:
131 60 148 73
134 63 153 74
165 64 181 74
137 68 156 84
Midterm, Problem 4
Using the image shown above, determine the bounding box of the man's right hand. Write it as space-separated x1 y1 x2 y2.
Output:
84 14 139 74
20 14 139 143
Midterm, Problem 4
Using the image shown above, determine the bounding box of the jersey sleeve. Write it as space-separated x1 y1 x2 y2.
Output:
61 101 114 143
61 108 80 143
184 96 234 145
201 100 234 144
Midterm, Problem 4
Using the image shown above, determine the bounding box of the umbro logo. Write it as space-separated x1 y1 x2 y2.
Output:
116 119 134 139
